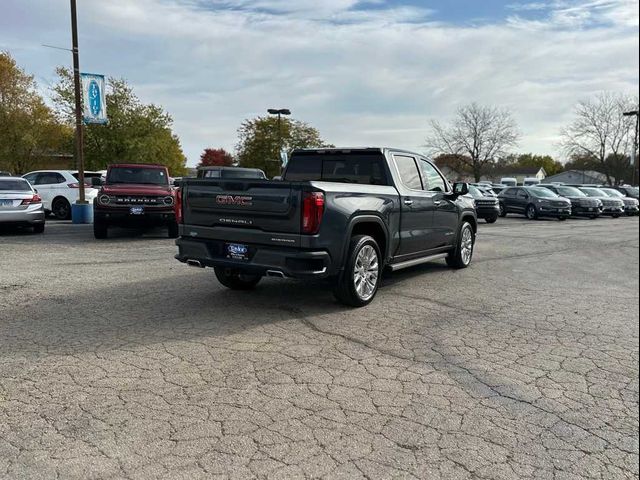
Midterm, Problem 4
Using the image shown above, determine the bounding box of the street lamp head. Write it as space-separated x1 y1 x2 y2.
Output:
268 108 291 115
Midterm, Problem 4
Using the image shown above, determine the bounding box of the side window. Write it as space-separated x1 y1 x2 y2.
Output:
394 155 422 190
420 160 447 192
23 173 38 184
35 172 65 185
517 189 528 198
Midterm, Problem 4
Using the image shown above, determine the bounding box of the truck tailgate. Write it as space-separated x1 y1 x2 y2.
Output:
182 179 302 237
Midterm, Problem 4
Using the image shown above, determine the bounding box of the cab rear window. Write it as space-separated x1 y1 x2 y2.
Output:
284 152 389 185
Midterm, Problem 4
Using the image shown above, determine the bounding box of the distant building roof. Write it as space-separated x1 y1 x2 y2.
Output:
544 170 607 184
489 166 546 176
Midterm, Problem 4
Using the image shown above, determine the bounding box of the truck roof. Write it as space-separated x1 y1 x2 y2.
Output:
291 147 425 157
108 163 167 169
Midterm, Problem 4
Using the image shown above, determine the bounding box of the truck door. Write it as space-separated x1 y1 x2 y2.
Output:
392 154 437 257
419 159 458 248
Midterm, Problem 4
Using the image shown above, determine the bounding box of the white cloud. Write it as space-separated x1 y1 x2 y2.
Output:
0 0 637 165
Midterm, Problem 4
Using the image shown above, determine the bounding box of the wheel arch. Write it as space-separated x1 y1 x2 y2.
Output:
343 215 390 267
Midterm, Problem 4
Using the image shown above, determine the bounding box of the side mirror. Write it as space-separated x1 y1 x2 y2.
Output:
452 182 469 196
90 177 103 187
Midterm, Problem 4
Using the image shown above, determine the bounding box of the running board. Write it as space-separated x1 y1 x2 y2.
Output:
388 253 449 271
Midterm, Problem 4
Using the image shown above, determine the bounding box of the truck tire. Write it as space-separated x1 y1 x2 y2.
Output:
333 235 381 307
485 214 498 224
446 221 475 269
214 267 262 290
94 221 108 239
167 221 179 238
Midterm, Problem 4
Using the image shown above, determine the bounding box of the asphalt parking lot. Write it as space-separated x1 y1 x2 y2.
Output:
1 217 638 479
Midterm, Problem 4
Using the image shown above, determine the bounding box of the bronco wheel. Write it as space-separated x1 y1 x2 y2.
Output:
52 197 71 220
167 221 179 238
333 235 381 307
526 204 538 220
446 222 474 269
93 221 108 239
214 267 262 290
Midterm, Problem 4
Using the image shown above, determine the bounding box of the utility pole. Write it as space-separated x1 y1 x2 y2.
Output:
623 110 639 186
70 0 86 204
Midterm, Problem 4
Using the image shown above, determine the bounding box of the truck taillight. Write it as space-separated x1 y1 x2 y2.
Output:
21 194 42 205
175 188 183 224
301 191 324 234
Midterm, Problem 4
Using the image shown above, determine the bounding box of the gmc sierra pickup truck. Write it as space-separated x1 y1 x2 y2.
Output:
175 148 476 306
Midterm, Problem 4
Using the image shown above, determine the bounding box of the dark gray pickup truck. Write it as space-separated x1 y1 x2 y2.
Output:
175 147 476 306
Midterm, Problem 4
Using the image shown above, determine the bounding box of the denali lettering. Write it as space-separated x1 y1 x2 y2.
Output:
220 218 253 225
216 195 253 206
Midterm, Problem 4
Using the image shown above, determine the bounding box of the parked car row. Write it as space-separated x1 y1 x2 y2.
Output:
494 184 638 221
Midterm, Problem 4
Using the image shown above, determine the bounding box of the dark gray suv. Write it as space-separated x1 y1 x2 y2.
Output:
498 186 572 221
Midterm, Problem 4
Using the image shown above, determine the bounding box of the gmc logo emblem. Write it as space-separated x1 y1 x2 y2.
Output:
216 195 253 206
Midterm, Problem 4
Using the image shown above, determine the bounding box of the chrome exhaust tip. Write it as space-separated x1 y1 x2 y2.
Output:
186 259 204 268
266 270 285 278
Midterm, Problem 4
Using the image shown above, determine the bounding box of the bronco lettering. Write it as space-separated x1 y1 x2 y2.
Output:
216 195 253 206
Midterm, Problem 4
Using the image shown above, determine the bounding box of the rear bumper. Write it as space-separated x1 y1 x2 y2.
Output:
0 206 45 225
94 208 175 226
175 237 333 279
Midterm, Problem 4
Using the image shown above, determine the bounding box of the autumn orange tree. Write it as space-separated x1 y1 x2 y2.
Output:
198 148 234 167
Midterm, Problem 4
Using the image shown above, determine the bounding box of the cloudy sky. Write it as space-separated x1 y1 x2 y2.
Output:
1 0 638 166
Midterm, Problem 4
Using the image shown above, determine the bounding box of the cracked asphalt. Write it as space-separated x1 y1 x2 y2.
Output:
0 217 638 479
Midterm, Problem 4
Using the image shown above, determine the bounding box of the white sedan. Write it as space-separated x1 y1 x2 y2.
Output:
0 176 45 232
21 170 102 219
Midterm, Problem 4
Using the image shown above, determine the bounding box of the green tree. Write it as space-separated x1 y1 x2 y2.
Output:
0 52 71 174
504 153 564 176
52 67 187 176
235 116 329 178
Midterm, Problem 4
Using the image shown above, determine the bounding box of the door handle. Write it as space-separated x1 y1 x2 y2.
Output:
403 199 413 206
433 200 442 206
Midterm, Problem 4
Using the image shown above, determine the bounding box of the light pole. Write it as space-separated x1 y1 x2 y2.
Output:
267 108 291 176
70 0 86 206
623 110 638 186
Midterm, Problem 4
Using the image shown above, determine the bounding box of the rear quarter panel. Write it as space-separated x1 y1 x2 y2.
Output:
309 181 400 269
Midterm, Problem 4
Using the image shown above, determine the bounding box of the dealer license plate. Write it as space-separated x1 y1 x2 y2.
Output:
226 243 249 261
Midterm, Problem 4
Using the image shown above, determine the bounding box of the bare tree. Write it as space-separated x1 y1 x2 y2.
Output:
560 92 637 185
425 103 519 182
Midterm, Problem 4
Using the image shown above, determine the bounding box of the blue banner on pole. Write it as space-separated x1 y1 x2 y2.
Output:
81 73 107 124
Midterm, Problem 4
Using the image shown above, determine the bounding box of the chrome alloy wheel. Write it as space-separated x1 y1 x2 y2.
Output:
460 226 473 266
353 244 379 301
